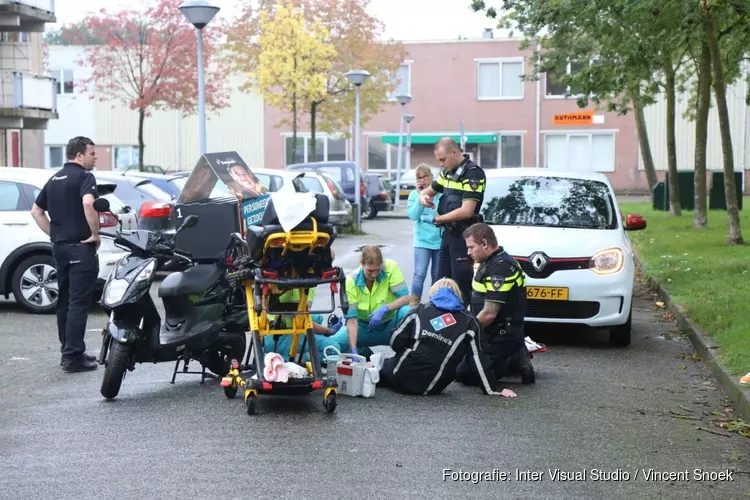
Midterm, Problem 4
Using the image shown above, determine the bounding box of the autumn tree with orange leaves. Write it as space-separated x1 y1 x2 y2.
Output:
72 0 230 170
225 0 406 160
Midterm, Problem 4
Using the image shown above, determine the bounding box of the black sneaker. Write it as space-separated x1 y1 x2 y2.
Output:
60 353 97 366
62 357 98 373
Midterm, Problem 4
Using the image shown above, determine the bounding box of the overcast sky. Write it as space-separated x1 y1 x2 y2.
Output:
50 0 505 41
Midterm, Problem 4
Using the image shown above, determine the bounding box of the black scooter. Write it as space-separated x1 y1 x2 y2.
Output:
92 199 248 400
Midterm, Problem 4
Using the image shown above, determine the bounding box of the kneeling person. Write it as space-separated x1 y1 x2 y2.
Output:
456 223 535 387
378 278 516 397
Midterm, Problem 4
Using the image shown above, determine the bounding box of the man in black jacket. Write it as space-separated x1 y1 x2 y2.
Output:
375 278 516 397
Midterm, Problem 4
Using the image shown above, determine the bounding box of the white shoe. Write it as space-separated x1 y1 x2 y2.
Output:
525 336 543 352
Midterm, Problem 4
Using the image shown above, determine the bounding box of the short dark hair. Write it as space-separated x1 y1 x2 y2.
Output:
434 137 460 152
463 222 497 247
66 136 95 160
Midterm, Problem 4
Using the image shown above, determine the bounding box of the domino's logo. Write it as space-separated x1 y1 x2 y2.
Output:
429 313 456 331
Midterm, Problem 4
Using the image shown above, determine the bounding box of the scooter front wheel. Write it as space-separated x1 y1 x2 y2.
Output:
101 341 131 400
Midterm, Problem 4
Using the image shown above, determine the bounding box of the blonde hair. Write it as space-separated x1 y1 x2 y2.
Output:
428 278 462 301
415 164 433 178
360 246 383 267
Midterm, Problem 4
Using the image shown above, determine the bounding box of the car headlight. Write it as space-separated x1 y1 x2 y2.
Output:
590 248 624 275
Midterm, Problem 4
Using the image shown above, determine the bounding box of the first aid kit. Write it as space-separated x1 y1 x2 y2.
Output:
322 347 379 398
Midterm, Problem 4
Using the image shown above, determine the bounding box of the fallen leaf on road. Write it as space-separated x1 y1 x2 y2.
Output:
656 301 665 308
678 364 688 370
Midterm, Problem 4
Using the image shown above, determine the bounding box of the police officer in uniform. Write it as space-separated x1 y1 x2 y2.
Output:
31 136 100 372
455 223 535 385
377 277 516 397
419 138 485 306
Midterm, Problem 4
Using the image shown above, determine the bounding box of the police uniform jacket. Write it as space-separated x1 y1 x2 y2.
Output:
387 290 500 395
471 247 527 348
431 154 486 233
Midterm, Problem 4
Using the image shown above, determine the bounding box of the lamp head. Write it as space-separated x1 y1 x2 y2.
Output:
396 94 412 105
345 69 371 87
403 113 414 123
179 0 220 29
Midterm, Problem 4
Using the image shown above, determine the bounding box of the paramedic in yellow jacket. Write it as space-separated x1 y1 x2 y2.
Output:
329 246 412 357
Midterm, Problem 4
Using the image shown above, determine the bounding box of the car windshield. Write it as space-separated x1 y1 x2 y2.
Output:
480 176 618 230
170 176 230 199
136 181 173 203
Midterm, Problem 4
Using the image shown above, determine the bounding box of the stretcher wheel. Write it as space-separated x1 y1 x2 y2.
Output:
323 392 337 413
224 385 238 399
245 394 257 415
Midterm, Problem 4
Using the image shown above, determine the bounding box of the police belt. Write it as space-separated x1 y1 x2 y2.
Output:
438 213 484 236
486 317 521 337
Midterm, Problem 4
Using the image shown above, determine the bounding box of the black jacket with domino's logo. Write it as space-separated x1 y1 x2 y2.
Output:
387 289 501 395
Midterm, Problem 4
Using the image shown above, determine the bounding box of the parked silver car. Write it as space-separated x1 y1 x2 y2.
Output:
296 171 353 228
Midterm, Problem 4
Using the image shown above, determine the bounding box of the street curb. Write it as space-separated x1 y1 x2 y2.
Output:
633 252 750 422
378 212 409 219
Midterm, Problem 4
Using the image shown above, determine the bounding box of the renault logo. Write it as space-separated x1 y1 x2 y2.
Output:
529 252 548 272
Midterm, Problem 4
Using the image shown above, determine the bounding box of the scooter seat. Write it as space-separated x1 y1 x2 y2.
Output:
158 264 224 297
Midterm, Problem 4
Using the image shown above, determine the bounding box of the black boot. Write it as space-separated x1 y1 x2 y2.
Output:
62 355 98 373
518 355 535 384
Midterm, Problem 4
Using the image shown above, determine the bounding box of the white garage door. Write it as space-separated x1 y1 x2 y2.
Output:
544 133 615 172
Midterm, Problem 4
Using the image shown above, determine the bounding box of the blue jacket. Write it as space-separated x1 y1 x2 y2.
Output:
407 189 442 250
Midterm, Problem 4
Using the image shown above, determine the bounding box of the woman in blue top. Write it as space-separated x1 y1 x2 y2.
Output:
406 164 443 306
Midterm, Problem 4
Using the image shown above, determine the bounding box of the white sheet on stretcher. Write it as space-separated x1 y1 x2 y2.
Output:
270 192 318 232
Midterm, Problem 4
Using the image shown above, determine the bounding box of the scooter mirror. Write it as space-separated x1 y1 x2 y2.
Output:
178 215 199 232
93 198 111 213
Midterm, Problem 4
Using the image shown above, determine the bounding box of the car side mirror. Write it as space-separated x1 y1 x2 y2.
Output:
93 198 111 213
122 205 132 214
624 214 647 231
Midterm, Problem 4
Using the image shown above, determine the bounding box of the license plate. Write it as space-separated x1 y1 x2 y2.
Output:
526 286 568 301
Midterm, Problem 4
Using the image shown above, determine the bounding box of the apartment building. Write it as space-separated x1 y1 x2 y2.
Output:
44 45 266 172
0 0 57 169
264 34 644 191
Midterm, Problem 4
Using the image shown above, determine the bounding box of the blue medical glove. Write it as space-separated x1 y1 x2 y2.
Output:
350 347 359 358
420 213 435 224
329 317 343 333
368 305 390 330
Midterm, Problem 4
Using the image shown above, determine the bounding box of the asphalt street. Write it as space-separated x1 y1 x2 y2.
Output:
2 217 750 500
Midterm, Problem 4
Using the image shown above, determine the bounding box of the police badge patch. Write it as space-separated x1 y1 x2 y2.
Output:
468 178 480 191
490 275 505 291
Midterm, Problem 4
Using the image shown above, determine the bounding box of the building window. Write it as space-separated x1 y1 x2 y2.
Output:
48 69 74 95
284 135 348 166
476 58 523 100
388 63 411 100
500 135 522 168
113 146 139 170
367 135 388 171
546 59 598 97
478 144 498 169
0 32 29 43
47 146 64 169
544 133 615 172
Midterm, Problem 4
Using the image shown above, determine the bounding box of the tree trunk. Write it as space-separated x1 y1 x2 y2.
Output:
663 53 681 216
706 10 744 244
291 96 298 163
138 107 145 171
310 101 317 161
693 31 711 228
630 86 658 192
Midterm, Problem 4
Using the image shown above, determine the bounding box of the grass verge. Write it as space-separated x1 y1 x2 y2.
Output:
619 202 750 376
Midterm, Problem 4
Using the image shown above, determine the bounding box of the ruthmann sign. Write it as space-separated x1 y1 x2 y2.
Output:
552 110 594 125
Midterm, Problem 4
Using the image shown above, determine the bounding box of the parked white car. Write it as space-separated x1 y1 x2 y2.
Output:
0 167 132 314
296 171 353 228
479 168 647 346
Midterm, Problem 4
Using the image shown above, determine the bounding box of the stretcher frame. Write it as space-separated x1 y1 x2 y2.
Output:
220 217 349 415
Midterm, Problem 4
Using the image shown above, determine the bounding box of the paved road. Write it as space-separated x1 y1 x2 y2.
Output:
2 218 750 500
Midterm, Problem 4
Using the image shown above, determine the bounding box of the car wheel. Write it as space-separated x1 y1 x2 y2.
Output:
609 307 632 347
364 202 377 220
11 255 58 314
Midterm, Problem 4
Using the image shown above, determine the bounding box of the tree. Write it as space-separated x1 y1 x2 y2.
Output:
469 0 685 204
44 22 106 45
250 2 336 163
73 0 229 170
690 16 712 228
225 0 405 160
703 0 744 244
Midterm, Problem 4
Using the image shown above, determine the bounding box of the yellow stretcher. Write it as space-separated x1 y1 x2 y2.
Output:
220 194 348 415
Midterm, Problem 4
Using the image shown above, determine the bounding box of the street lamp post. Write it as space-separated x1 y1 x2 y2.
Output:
393 94 411 210
345 69 371 232
403 113 414 178
179 0 220 156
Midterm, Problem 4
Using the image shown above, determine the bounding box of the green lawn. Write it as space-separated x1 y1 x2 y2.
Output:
619 201 750 376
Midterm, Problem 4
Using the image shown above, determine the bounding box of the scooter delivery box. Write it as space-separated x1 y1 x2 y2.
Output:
174 151 270 260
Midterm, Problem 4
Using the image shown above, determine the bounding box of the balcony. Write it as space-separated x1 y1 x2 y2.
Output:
0 0 55 32
0 71 57 129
